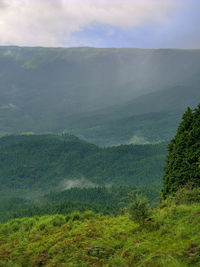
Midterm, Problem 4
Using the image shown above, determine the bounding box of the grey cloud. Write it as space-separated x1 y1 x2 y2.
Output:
0 0 9 10
0 0 178 47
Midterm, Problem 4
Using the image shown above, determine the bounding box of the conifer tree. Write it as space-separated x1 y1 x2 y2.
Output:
162 105 200 198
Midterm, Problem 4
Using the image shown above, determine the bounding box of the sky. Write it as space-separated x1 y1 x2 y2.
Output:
0 0 199 49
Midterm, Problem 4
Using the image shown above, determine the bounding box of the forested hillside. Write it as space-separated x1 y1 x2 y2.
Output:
0 185 160 222
0 134 166 198
0 103 200 267
1 1 200 264
66 85 200 145
0 46 200 145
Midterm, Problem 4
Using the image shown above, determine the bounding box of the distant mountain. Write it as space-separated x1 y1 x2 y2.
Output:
61 85 200 145
0 46 200 145
0 134 167 198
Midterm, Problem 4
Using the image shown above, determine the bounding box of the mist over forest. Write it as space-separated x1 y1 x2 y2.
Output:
0 44 200 267
1 0 200 264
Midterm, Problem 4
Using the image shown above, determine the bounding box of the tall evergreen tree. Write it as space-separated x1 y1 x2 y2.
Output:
162 105 200 198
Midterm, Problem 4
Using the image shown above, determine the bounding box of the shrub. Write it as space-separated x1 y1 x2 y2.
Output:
22 219 35 231
11 222 20 232
71 212 81 221
51 215 66 227
82 210 95 220
128 194 151 226
173 184 200 205
65 214 71 222
38 222 47 231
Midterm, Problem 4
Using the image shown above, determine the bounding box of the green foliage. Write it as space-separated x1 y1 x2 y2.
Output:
173 185 200 205
51 215 66 226
0 185 160 223
161 184 200 207
82 210 95 220
45 185 161 206
71 212 82 221
0 200 116 223
0 134 166 198
128 194 151 226
65 214 71 222
1 204 200 266
163 105 200 198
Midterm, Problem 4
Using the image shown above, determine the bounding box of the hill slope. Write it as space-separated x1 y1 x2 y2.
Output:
0 46 200 145
64 85 200 145
0 134 167 198
0 203 200 266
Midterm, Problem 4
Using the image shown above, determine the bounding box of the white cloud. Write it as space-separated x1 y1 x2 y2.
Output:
0 0 178 47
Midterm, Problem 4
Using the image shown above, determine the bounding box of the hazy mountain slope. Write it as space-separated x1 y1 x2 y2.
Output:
0 46 200 143
0 134 167 198
60 85 200 145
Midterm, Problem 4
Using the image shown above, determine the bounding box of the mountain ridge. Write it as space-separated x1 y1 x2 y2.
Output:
0 46 200 145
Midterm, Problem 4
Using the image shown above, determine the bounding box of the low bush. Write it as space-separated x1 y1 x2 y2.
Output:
161 184 200 207
173 184 200 205
128 194 151 226
71 212 82 221
51 215 66 227
82 210 95 220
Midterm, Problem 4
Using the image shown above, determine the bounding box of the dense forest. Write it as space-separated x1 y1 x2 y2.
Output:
0 185 160 222
0 104 200 266
163 104 200 197
0 134 167 198
1 0 200 264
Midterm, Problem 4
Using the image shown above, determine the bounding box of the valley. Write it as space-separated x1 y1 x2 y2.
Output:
0 47 200 145
0 46 199 266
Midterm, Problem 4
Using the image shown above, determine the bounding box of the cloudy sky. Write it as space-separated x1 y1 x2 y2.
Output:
0 0 199 48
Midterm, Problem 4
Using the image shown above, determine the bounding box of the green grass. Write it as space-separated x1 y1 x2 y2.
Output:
0 203 200 266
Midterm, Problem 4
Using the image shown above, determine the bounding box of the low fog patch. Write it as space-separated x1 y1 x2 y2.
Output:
129 135 151 145
60 177 97 190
